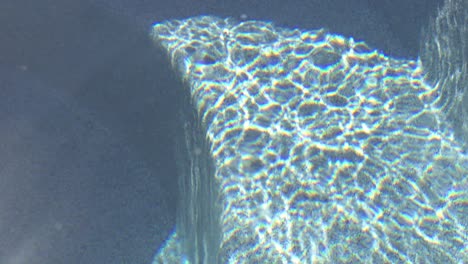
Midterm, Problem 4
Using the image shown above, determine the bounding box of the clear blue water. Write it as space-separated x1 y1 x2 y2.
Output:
0 0 464 263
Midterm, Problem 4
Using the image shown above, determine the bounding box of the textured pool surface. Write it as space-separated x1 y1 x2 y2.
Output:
151 0 467 262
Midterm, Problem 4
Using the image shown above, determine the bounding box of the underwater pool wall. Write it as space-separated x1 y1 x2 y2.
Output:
152 0 467 262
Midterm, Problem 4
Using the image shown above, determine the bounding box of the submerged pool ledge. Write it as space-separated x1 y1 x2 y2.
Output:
151 0 467 262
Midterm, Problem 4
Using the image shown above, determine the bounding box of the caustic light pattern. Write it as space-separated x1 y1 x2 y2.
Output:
151 2 467 263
